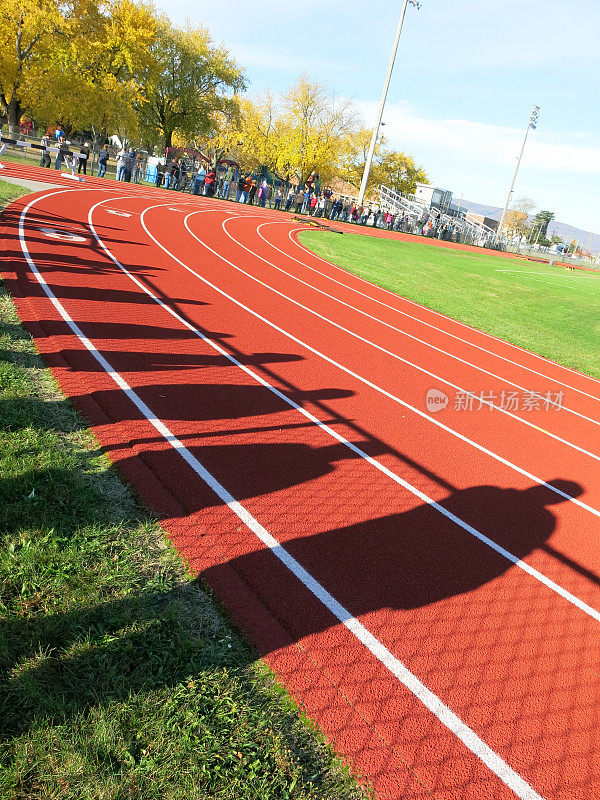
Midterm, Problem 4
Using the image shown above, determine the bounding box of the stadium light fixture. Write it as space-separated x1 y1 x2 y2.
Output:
497 104 541 239
357 0 421 207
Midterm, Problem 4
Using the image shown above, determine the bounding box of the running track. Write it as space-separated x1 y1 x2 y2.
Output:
2 163 600 800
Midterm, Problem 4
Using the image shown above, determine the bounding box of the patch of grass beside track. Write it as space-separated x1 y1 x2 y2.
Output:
0 180 29 209
299 231 600 380
0 207 370 798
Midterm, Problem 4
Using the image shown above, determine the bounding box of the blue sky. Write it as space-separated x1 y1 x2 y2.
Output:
155 0 600 234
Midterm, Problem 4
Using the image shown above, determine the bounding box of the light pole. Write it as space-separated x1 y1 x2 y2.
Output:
497 104 540 241
357 0 422 207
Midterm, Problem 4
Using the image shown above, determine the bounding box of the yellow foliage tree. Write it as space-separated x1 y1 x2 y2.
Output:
0 0 75 133
274 75 358 185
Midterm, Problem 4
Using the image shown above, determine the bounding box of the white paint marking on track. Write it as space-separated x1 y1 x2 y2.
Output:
220 219 600 433
284 228 600 392
38 227 87 243
271 225 600 403
14 186 549 800
105 209 132 217
140 205 600 520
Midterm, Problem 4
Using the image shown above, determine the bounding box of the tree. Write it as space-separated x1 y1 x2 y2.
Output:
26 0 159 140
0 0 75 134
528 210 555 245
274 75 358 185
137 24 245 149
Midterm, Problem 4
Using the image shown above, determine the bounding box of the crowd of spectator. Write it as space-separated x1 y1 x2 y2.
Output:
27 130 472 242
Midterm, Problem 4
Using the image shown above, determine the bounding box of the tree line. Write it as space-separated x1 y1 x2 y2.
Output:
0 0 428 195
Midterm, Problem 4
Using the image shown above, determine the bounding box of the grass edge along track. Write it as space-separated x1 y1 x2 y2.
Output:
0 185 372 800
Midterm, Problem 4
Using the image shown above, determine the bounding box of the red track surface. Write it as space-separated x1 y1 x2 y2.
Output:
3 163 600 800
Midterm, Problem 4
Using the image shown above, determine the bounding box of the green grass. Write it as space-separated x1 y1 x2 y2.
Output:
0 179 29 209
299 231 600 380
0 272 370 795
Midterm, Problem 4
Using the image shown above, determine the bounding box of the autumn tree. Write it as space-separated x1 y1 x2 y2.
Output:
0 0 77 134
26 0 159 141
340 127 428 196
274 76 358 185
137 24 245 149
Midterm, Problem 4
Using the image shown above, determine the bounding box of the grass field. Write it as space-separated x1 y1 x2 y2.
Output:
0 186 369 799
299 231 600 380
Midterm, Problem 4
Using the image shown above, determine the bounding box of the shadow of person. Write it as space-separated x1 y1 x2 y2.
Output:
203 479 584 650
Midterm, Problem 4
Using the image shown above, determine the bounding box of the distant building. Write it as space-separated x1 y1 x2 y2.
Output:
413 183 453 212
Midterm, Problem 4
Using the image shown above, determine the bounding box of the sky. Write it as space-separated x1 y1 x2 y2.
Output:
153 0 600 234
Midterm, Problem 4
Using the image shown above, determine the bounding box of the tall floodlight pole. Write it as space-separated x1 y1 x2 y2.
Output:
497 104 540 240
357 0 421 207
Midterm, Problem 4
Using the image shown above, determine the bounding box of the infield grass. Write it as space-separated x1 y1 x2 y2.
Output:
299 231 600 380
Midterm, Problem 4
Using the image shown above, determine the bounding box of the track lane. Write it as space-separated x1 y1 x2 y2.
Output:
4 177 600 796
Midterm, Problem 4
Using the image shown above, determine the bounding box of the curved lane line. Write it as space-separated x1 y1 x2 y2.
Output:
173 210 600 503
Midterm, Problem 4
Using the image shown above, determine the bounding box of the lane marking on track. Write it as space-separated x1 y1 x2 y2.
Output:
284 229 600 391
140 205 600 520
38 227 87 243
220 219 600 433
105 209 132 217
15 191 549 800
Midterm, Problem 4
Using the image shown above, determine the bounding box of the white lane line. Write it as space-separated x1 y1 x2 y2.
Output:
186 214 600 467
141 206 600 519
285 229 600 392
20 194 546 800
105 209 132 217
18 188 549 800
219 219 600 433
494 269 600 298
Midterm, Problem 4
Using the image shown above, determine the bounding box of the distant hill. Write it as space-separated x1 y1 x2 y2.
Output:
459 200 600 253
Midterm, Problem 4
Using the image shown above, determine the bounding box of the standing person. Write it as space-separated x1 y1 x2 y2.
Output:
39 135 51 167
193 163 206 195
77 142 90 174
295 188 304 214
301 187 310 214
97 144 109 177
164 161 175 189
258 179 268 207
274 185 283 211
236 174 245 202
123 148 135 182
115 146 127 180
247 179 257 205
204 167 216 196
155 158 165 187
221 164 234 199
285 187 295 212
54 135 67 170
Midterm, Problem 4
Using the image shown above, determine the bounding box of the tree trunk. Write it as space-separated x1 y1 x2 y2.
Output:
7 95 21 137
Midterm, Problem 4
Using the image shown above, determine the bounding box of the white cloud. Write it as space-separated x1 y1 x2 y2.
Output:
360 100 600 175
